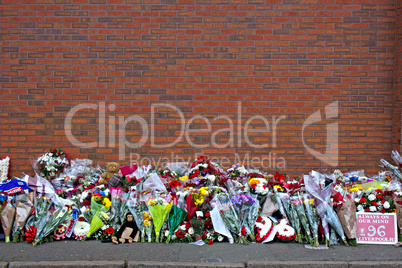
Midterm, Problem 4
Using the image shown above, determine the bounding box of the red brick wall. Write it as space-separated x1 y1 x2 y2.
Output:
0 0 399 177
394 0 402 152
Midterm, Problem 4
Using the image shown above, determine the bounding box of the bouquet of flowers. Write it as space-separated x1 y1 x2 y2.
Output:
355 188 395 213
280 193 302 243
291 195 312 244
129 199 152 242
109 187 123 230
166 204 188 245
94 224 114 241
215 193 247 244
190 216 205 241
304 176 349 246
33 148 69 180
147 194 172 243
227 164 248 183
302 194 320 247
33 206 71 246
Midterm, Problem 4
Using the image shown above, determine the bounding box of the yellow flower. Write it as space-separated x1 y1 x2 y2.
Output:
273 185 283 192
143 219 150 227
144 212 152 220
249 179 259 186
148 200 156 206
102 198 111 208
199 187 209 196
194 197 204 206
179 176 189 181
94 196 101 202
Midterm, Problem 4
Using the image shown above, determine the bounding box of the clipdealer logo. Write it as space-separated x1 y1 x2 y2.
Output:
64 101 339 167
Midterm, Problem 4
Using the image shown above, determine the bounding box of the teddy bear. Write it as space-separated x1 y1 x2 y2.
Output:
98 162 121 186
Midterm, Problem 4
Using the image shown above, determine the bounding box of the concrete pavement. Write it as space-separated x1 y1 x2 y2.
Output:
0 240 401 267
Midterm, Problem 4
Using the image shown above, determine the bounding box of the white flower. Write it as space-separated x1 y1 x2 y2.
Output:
383 201 390 209
369 206 377 212
80 207 87 214
354 198 360 203
104 189 110 196
165 230 170 237
180 225 186 231
207 175 216 183
172 235 177 240
188 227 194 235
368 194 376 202
218 235 224 242
357 205 363 211
206 233 212 239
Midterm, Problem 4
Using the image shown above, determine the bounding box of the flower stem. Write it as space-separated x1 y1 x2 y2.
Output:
313 237 320 247
249 231 256 243
348 238 357 247
242 236 249 245
155 234 159 243
166 236 171 245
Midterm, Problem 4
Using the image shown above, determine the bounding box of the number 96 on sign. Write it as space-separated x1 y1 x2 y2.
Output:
356 212 397 244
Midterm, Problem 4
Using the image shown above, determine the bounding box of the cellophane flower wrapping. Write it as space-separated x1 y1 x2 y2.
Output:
291 195 312 244
243 195 260 242
33 205 71 246
304 175 348 246
215 193 247 244
302 193 320 247
85 205 110 240
110 187 123 231
147 194 172 243
280 193 302 243
128 198 148 242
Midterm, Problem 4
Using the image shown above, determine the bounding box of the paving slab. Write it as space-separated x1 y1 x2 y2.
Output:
247 261 348 268
8 261 125 268
128 261 245 268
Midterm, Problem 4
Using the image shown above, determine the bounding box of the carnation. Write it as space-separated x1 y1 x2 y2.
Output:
383 201 390 209
368 194 376 201
357 205 363 211
369 206 377 212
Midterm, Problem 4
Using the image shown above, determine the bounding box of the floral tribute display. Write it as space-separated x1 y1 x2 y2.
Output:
1 150 402 248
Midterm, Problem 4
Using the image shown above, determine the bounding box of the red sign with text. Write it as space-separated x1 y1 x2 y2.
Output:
356 212 397 244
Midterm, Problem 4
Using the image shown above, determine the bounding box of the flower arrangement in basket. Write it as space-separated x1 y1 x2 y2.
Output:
33 148 68 180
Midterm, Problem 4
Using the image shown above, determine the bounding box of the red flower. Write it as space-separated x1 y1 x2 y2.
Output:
25 226 37 243
106 227 114 234
381 208 386 213
256 216 262 222
175 230 185 238
205 212 210 218
203 169 210 173
359 198 367 203
194 170 200 176
241 226 247 236
208 240 213 245
168 180 181 188
377 195 383 199
372 202 378 206
381 200 386 204
53 149 57 153
365 208 370 212
375 189 382 193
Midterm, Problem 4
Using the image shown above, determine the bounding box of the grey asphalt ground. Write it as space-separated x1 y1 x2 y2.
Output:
0 240 401 267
